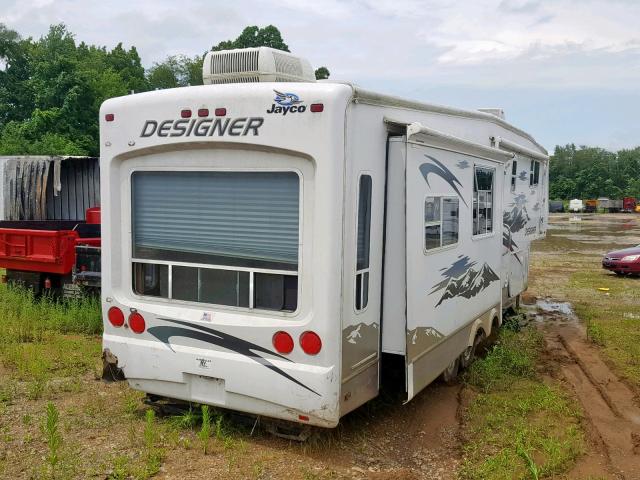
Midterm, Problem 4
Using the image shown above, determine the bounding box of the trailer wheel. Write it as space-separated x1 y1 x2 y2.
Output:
460 330 486 370
441 358 459 385
487 316 501 346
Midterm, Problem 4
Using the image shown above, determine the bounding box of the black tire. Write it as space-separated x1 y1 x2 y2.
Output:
441 358 460 385
487 317 501 345
460 330 486 370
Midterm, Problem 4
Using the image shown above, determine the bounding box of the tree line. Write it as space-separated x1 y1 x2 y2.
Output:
0 24 638 199
549 144 640 200
0 23 329 157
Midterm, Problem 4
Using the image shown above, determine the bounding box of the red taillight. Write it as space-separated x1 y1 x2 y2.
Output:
105 113 115 122
272 331 294 354
298 414 309 422
108 307 125 327
181 109 192 118
198 108 209 117
215 107 227 116
310 103 324 113
129 312 146 334
300 331 322 355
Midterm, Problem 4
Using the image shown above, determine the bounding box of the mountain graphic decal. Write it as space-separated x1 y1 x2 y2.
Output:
503 194 530 263
503 194 530 233
429 255 499 307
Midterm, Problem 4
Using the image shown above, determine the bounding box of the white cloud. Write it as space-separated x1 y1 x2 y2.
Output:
416 0 640 66
0 0 639 148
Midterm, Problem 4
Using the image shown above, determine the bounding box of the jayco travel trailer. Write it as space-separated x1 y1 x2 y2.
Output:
100 47 548 428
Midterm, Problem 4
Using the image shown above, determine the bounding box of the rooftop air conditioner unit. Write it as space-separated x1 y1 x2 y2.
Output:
202 47 316 85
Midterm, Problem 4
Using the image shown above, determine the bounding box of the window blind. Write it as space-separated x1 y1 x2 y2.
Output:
132 171 300 269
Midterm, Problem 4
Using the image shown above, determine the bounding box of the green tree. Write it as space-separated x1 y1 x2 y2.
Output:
148 54 203 89
106 43 149 93
0 24 35 124
0 23 153 156
315 66 330 80
549 144 640 200
212 25 289 52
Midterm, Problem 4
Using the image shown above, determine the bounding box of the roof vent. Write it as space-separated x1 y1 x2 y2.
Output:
202 47 316 84
478 108 505 120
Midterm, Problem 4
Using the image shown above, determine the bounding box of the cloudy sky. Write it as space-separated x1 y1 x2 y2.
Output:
2 0 639 151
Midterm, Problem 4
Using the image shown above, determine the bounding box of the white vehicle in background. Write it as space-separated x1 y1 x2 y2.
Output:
569 199 584 212
100 47 548 429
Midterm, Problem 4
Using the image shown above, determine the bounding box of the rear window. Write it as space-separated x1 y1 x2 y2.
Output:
131 171 300 312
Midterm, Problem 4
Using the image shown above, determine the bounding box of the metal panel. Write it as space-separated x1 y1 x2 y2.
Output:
0 156 98 221
44 157 100 221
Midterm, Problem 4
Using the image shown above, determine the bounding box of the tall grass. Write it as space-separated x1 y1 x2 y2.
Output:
198 405 212 454
0 283 102 342
0 280 102 382
43 402 62 475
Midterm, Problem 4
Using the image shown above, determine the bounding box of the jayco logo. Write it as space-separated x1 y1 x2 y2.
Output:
266 89 306 115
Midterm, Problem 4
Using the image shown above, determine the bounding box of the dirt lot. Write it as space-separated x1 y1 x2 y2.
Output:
1 213 639 479
528 213 640 480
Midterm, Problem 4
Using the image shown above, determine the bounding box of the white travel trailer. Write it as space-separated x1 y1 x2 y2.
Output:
569 199 583 212
100 47 548 428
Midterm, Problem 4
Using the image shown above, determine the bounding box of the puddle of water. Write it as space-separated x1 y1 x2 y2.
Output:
536 299 576 317
521 298 579 325
537 215 640 254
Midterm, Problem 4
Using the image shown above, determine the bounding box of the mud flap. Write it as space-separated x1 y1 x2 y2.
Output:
102 349 125 382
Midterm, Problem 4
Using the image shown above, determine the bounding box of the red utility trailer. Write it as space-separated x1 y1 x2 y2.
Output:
0 208 101 296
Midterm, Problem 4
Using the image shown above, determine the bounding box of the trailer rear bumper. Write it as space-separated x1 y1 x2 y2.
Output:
103 334 340 427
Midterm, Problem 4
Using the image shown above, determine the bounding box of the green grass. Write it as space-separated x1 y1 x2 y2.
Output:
460 328 584 480
569 271 640 385
466 328 540 393
0 279 102 386
0 282 102 340
198 405 212 454
43 402 62 476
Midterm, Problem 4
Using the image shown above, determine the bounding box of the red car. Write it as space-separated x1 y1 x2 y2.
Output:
603 245 640 275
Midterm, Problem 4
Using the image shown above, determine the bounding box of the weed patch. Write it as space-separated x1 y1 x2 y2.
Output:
43 402 62 475
198 404 212 454
0 281 102 392
461 328 584 479
466 328 542 393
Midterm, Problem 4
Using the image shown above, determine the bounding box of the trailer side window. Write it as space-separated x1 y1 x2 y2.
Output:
355 175 372 311
510 160 517 192
529 160 540 186
473 166 494 236
424 196 459 251
131 171 300 312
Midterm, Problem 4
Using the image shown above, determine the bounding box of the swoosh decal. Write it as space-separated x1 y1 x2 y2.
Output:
147 318 320 396
419 155 469 207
